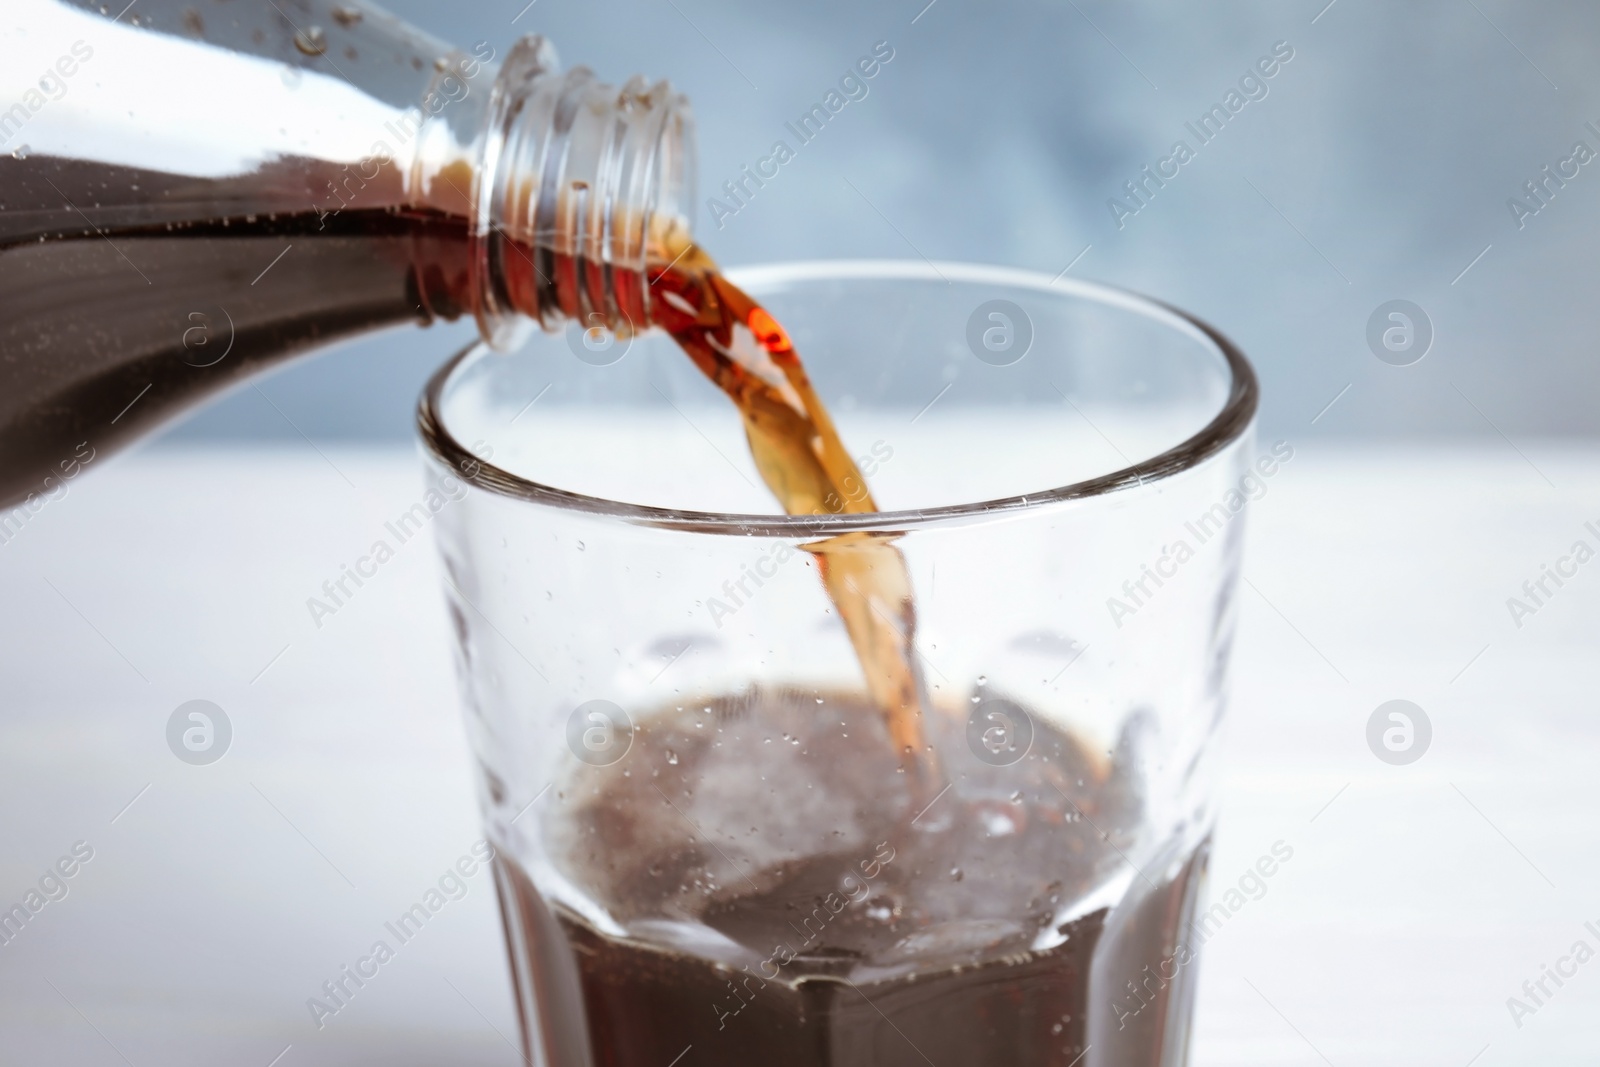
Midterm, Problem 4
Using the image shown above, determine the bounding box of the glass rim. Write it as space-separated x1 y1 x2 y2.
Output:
417 259 1259 536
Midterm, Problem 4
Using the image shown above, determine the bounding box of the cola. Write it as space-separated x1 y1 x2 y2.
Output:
495 689 1207 1067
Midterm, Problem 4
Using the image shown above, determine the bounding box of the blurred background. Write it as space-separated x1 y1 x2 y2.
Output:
6 2 1600 1065
171 0 1600 444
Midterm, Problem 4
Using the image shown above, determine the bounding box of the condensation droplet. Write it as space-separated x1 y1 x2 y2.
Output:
10 145 28 160
332 6 363 27
294 26 328 56
665 750 679 765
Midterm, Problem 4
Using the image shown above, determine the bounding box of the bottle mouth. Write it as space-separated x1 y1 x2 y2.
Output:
474 36 696 349
418 260 1260 537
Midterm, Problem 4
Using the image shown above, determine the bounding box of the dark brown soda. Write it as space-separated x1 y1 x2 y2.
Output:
4 166 939 782
5 156 1199 1063
3 159 933 791
0 158 477 508
497 689 1206 1067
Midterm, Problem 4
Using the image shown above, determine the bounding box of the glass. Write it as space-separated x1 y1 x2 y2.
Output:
419 261 1257 1067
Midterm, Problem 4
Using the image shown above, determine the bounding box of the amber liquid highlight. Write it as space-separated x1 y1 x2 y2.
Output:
640 235 937 787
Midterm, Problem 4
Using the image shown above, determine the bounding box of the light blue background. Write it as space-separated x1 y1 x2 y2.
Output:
171 0 1600 443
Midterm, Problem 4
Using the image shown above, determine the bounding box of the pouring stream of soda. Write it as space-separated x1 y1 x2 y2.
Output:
644 236 940 796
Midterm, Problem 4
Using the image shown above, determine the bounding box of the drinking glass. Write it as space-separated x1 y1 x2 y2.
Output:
418 261 1258 1067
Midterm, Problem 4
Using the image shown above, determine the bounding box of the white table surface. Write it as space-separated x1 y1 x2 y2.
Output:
2 441 1597 1065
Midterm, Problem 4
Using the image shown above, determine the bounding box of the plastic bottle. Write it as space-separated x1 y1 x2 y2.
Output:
0 0 693 507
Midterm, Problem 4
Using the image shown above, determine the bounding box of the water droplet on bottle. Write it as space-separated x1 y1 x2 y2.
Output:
576 540 585 551
665 750 679 765
949 866 963 881
10 145 28 161
332 6 363 27
976 675 987 686
294 26 329 56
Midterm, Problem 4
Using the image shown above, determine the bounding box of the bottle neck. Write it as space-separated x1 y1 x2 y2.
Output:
407 37 695 349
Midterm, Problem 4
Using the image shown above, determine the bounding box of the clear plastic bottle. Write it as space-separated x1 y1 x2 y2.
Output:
0 0 694 507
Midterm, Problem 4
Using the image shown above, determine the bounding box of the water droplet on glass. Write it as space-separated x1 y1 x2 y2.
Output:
976 675 988 686
10 145 27 160
665 750 679 765
949 867 964 881
294 26 329 56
